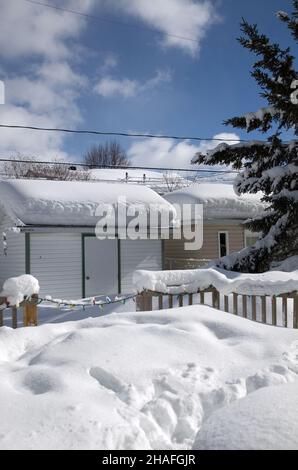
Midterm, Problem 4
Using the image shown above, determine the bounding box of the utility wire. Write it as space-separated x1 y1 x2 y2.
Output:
0 123 252 143
0 158 238 174
23 0 199 45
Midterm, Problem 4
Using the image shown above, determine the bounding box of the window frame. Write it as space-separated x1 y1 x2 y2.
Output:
218 231 229 258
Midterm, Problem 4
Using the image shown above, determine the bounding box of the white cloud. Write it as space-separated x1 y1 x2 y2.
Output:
0 0 96 160
107 0 218 56
95 70 172 98
0 0 95 59
100 54 119 73
196 133 241 155
95 77 138 99
0 104 69 160
127 133 240 169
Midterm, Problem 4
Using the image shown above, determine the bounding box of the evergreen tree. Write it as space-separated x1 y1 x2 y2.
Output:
194 1 298 273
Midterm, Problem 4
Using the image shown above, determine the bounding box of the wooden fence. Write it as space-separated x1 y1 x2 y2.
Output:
0 294 39 329
136 288 298 329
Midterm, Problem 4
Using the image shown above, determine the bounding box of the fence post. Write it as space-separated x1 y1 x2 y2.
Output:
272 296 277 326
12 307 17 329
212 289 220 310
158 295 163 310
0 297 6 327
261 296 266 324
242 295 247 318
293 294 298 329
282 295 288 328
251 296 257 321
136 292 153 312
233 293 238 315
23 303 38 327
224 296 229 313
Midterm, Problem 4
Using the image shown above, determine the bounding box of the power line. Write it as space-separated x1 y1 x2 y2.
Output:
0 158 238 174
23 0 199 45
0 123 251 143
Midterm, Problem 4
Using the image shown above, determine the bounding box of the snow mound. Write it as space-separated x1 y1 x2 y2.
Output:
193 380 298 450
0 306 297 449
133 267 298 296
0 274 39 307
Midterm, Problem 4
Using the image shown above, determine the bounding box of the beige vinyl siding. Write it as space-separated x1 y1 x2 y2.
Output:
121 239 162 293
30 233 82 299
164 223 245 268
0 215 25 289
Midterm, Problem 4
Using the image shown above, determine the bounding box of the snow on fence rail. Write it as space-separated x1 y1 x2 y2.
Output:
133 268 298 329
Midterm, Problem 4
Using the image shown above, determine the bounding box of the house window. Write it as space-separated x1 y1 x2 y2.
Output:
218 232 229 257
245 230 261 248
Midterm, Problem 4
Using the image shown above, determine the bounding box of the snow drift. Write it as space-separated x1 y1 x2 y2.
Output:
0 305 297 450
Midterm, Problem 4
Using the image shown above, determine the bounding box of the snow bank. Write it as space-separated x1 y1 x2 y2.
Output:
193 381 298 450
0 274 39 307
164 183 264 219
133 267 298 296
0 306 297 450
0 179 174 227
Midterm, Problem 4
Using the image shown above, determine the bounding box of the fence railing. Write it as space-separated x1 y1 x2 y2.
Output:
136 288 298 329
0 295 39 329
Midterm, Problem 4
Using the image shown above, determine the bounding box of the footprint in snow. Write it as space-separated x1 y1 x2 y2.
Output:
283 340 298 374
89 366 136 404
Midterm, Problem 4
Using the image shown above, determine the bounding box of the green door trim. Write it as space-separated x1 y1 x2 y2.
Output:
81 233 121 298
25 233 31 274
117 238 121 294
161 239 165 270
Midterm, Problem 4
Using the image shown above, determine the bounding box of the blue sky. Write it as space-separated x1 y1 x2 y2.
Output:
0 0 295 168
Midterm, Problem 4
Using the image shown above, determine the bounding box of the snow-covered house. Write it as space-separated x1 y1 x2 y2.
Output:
0 179 174 299
163 183 265 269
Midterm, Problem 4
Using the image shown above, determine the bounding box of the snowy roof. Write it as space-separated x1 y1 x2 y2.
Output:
0 179 174 227
164 183 265 220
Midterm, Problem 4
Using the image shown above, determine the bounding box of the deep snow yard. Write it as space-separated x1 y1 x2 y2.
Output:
0 305 298 450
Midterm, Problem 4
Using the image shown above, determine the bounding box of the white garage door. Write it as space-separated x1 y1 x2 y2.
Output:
30 233 82 299
120 240 162 293
84 237 118 297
